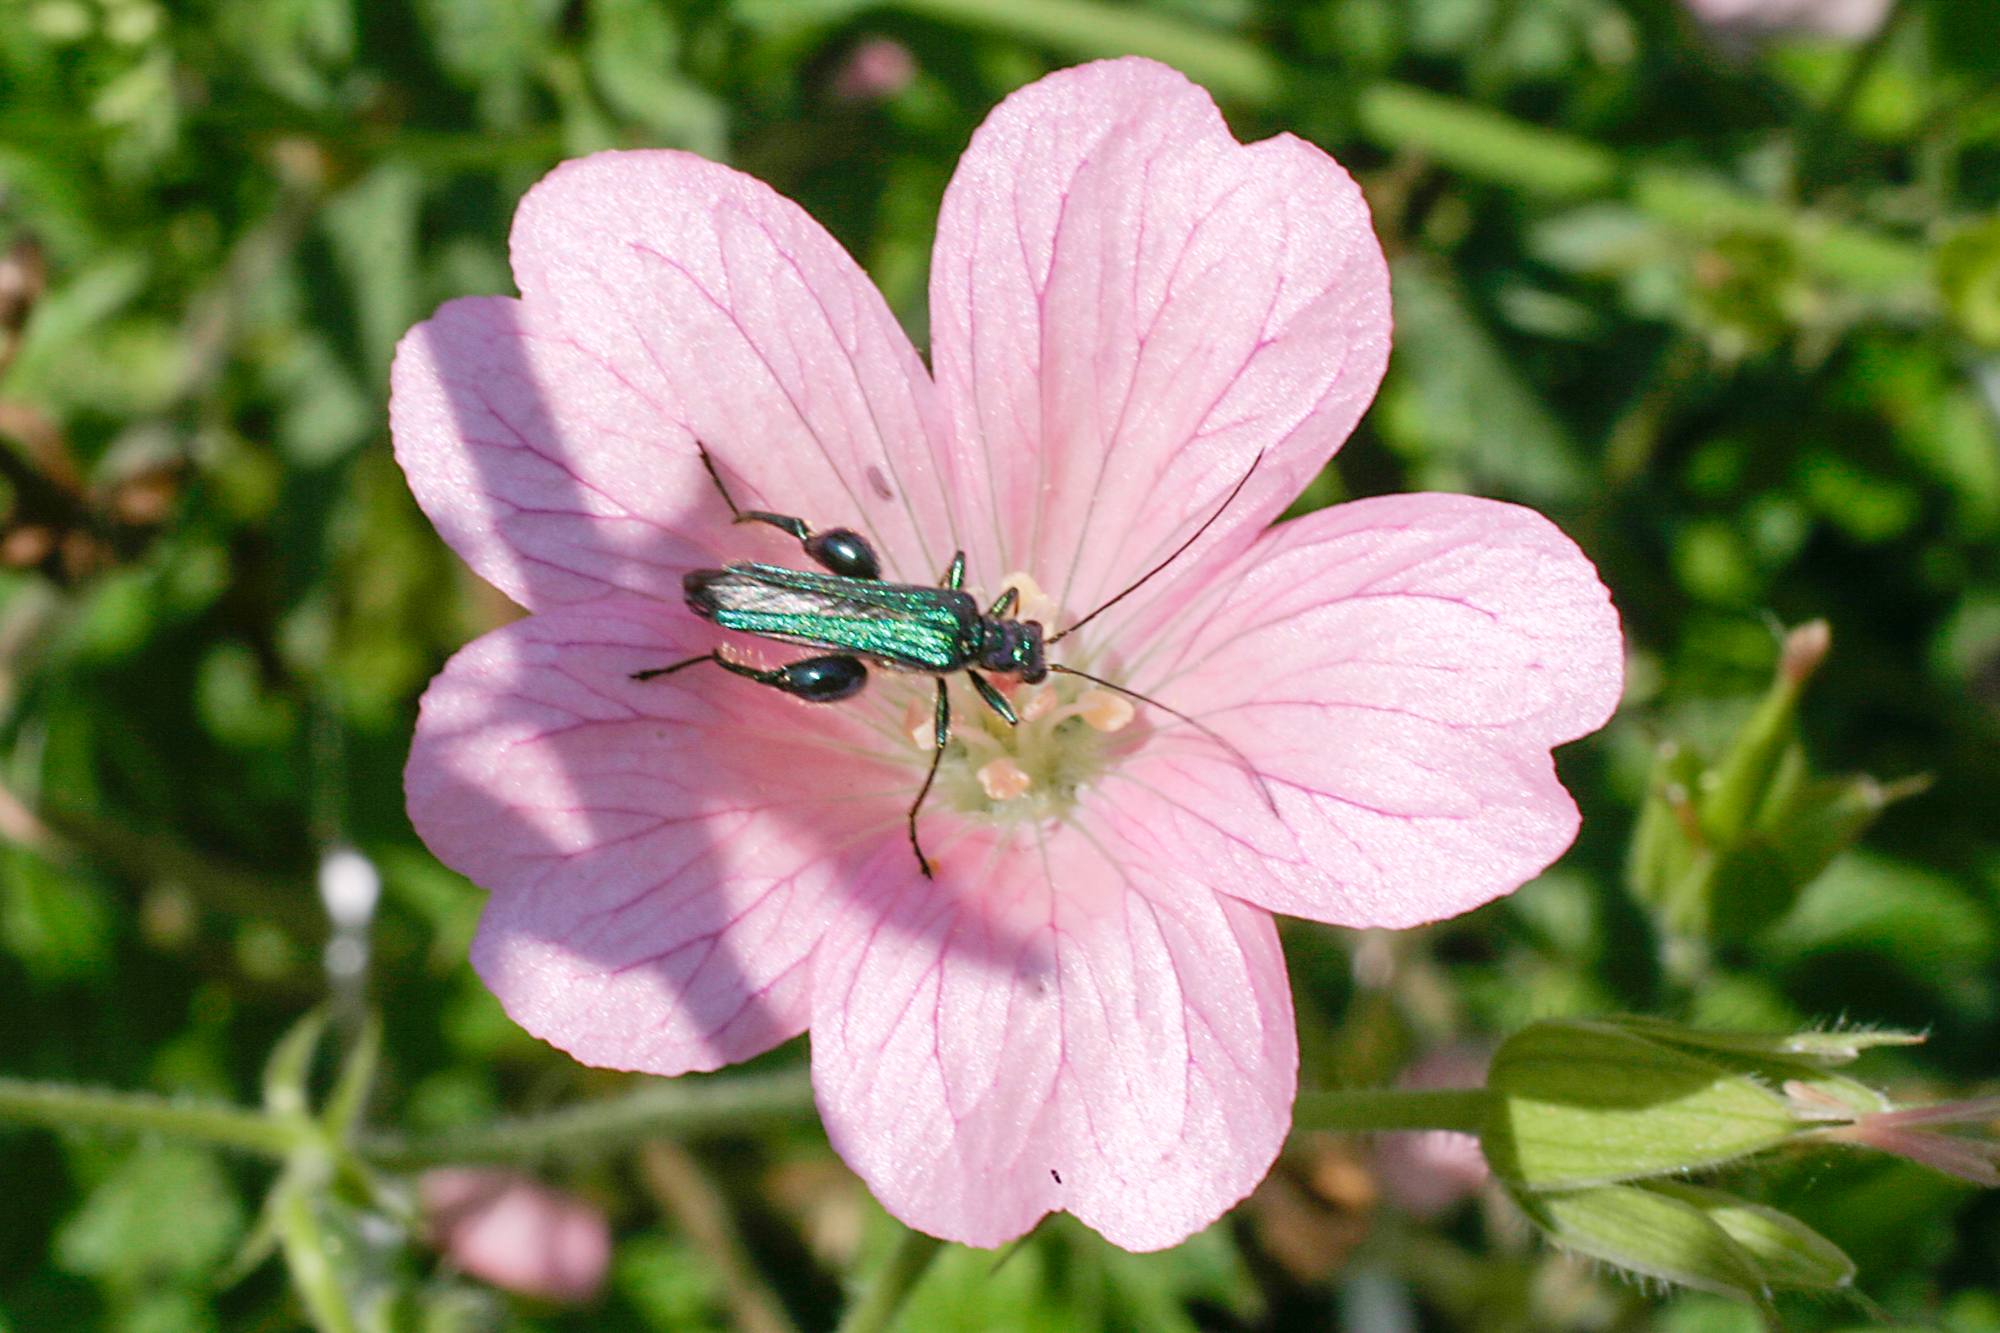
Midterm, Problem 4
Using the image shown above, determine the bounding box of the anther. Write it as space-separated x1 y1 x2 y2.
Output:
903 697 940 750
1078 689 1135 733
1017 684 1057 722
977 757 1033 801
997 571 1059 626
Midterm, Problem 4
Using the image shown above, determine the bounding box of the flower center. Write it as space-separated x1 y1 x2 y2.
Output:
894 572 1136 826
902 673 1135 825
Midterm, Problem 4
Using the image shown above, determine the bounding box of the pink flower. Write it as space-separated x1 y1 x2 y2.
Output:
1682 0 1890 39
419 1169 611 1303
391 58 1622 1252
1374 1046 1492 1218
831 37 917 102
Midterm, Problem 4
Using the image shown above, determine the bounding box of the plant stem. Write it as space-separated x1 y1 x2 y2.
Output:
1794 0 1911 200
1603 333 1704 486
0 1077 297 1155
836 1226 946 1333
365 1069 818 1167
883 0 1283 103
640 1140 799 1333
277 1184 362 1333
1291 1087 1492 1135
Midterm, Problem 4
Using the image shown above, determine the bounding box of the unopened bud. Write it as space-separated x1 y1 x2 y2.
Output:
1483 1020 1802 1192
1779 619 1831 685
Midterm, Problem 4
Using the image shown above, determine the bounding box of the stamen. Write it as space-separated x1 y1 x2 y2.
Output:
1078 689 1135 733
997 571 1059 626
977 757 1033 801
903 696 940 750
1017 683 1057 722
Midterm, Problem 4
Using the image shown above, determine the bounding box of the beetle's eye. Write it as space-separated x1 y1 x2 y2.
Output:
807 528 881 580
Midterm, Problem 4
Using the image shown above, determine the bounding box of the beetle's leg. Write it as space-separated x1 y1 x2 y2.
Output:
634 650 868 703
907 678 949 879
966 670 1017 725
698 445 882 579
630 653 717 682
701 445 810 538
940 552 966 590
988 585 1019 619
698 444 748 518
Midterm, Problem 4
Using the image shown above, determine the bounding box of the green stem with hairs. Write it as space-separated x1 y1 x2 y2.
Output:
1291 1087 1493 1136
0 1077 299 1155
365 1069 818 1167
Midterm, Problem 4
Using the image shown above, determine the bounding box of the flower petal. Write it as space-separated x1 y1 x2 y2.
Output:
1100 492 1622 929
929 57 1391 620
407 594 919 1074
810 827 1296 1251
507 150 961 585
391 296 719 609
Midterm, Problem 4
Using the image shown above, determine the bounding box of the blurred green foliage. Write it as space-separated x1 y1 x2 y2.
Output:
2 0 2000 1327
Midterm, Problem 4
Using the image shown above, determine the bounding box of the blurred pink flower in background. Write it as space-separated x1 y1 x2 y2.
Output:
1373 1047 1493 1219
1682 0 1890 39
831 37 917 101
420 1169 610 1303
392 58 1622 1251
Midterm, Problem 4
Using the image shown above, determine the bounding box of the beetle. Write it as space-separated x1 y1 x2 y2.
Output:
636 447 1265 878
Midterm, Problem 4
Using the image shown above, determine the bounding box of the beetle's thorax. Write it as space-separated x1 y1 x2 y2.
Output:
973 615 1046 683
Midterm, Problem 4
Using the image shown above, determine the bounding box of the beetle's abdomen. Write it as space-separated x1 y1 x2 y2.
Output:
685 565 974 673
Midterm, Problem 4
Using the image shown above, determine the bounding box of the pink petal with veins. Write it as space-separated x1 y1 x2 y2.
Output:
391 297 718 610
929 59 1391 617
393 56 1621 1253
508 150 962 586
1101 492 1622 929
811 827 1295 1251
409 594 908 1074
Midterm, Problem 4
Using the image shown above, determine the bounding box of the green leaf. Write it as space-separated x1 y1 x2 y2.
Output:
1376 255 1589 503
1763 852 1994 982
616 1231 727 1332
262 1008 327 1119
215 0 355 109
882 0 1284 103
1627 740 1707 930
588 0 726 156
1358 83 1617 197
318 1012 380 1143
321 162 422 383
56 1144 246 1289
1 846 113 982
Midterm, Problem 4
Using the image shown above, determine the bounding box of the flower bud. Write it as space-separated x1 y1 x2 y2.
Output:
1483 1020 1803 1192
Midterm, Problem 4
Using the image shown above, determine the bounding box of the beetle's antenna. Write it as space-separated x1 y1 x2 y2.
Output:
1047 664 1277 815
1047 451 1264 645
